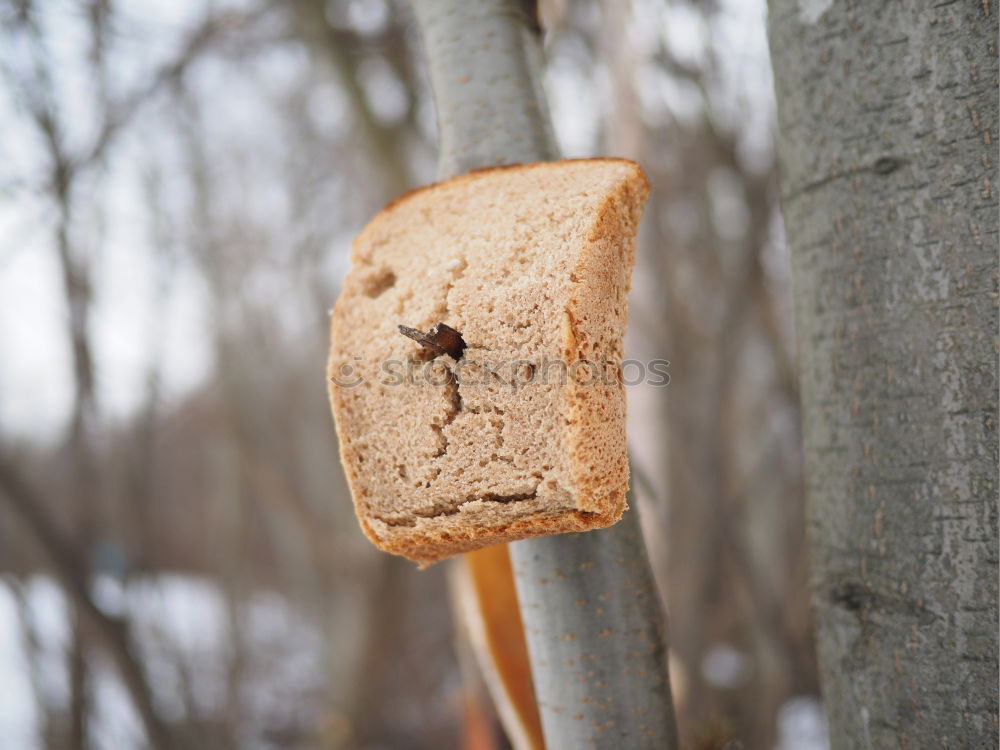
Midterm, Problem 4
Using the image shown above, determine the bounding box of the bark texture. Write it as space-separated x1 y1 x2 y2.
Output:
413 2 678 747
509 505 676 748
768 2 998 748
413 0 558 177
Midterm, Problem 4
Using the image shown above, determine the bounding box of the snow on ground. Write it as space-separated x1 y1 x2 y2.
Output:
776 696 829 750
0 575 828 749
0 574 327 749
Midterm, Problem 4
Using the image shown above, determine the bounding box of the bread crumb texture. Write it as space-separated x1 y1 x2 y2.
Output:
328 159 649 565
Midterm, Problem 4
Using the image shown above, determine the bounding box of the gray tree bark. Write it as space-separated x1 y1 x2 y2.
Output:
412 2 679 747
768 2 998 748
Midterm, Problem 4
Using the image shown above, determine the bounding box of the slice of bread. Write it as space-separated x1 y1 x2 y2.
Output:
328 158 649 565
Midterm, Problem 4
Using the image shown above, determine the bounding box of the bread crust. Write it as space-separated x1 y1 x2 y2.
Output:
373 157 650 220
328 158 649 565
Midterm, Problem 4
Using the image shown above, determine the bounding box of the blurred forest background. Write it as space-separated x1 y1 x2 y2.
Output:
0 0 823 748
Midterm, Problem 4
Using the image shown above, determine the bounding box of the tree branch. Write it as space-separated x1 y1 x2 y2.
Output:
412 2 679 746
413 0 558 178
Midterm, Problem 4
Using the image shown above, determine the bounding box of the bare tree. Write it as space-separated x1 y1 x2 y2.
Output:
0 458 169 748
0 0 833 746
588 2 819 743
0 3 280 746
768 1 998 747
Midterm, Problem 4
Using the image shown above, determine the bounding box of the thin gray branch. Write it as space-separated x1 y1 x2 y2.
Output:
413 1 679 746
413 0 558 178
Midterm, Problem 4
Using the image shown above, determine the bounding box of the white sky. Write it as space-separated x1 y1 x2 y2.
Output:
0 0 774 445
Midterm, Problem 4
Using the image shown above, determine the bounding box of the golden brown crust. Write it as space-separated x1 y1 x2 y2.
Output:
369 508 619 569
375 157 650 217
328 158 647 564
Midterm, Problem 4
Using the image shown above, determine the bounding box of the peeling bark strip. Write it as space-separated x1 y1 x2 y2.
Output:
412 1 679 747
768 2 998 748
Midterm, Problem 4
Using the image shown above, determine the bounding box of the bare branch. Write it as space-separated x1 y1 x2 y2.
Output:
412 1 679 746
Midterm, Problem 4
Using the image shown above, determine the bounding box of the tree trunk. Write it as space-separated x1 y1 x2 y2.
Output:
412 2 679 747
767 2 998 748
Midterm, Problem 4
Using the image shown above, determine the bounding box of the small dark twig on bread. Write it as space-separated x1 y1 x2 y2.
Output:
397 323 467 359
